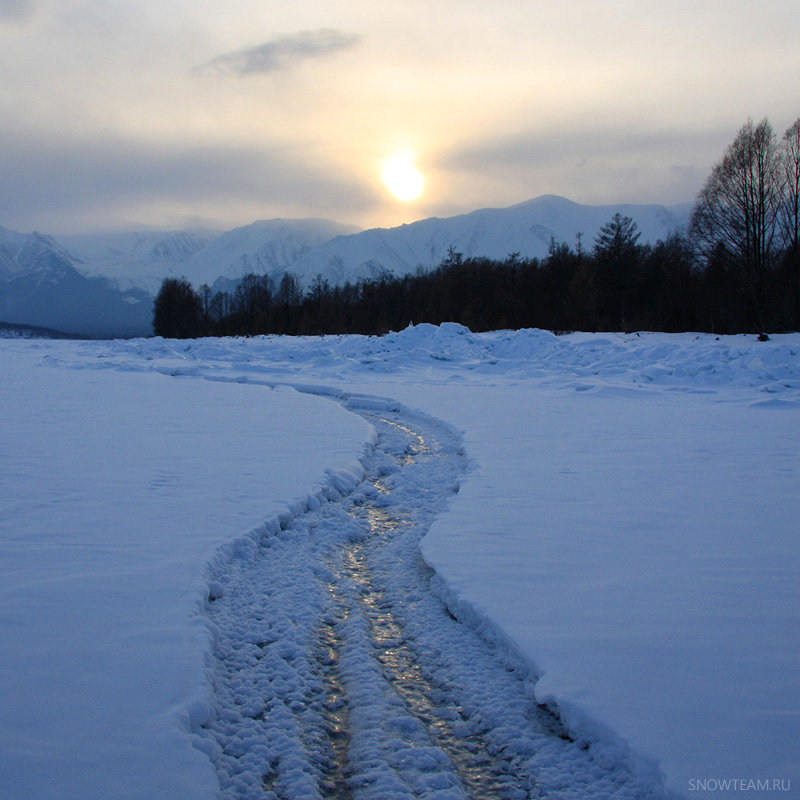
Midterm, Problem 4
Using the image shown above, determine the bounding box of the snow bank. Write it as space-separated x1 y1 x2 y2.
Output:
0 342 371 800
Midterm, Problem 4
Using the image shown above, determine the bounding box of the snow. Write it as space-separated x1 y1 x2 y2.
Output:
0 343 371 800
58 229 217 293
416 380 800 797
175 218 360 291
286 195 691 287
199 404 663 799
1 327 798 800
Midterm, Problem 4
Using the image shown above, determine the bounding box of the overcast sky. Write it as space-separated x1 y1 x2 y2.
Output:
1 0 797 233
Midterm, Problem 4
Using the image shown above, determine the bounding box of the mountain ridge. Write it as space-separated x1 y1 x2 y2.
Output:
0 195 692 337
284 194 691 287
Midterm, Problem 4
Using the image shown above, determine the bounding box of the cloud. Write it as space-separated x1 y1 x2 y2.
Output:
197 28 362 76
0 127 376 232
439 126 731 206
444 127 721 171
0 0 34 23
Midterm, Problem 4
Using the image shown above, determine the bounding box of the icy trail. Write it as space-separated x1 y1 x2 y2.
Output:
197 397 663 800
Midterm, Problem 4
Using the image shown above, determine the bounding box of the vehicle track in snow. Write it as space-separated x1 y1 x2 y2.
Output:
198 398 663 800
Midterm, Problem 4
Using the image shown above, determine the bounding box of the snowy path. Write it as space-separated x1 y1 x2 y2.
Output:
198 398 662 800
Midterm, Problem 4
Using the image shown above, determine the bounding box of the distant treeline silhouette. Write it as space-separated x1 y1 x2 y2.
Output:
154 116 800 338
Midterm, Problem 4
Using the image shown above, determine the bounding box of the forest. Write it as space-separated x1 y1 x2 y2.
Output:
154 117 800 338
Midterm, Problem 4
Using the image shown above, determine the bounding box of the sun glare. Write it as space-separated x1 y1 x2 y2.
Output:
381 149 424 202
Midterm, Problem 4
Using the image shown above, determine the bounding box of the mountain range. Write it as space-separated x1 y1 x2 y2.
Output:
0 195 692 338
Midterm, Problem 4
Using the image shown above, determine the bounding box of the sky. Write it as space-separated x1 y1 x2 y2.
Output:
0 0 798 234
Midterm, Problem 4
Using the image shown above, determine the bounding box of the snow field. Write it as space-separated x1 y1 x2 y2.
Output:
0 342 371 800
95 325 799 800
413 381 800 798
1 325 798 800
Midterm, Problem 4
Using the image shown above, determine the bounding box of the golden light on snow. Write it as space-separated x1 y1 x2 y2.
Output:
381 149 424 202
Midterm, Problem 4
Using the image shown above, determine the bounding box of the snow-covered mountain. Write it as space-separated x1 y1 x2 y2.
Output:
0 227 79 282
287 195 692 286
0 219 358 337
0 196 692 337
177 218 362 291
59 219 359 294
59 229 218 293
0 227 153 338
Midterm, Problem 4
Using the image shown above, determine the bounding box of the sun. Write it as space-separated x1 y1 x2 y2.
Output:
381 149 424 202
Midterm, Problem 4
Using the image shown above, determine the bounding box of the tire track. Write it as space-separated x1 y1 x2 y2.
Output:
198 399 663 800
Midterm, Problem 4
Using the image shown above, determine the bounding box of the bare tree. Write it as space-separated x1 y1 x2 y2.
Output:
780 119 800 326
691 118 783 327
781 118 800 252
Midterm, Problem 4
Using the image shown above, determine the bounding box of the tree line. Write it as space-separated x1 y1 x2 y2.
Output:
154 116 800 338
